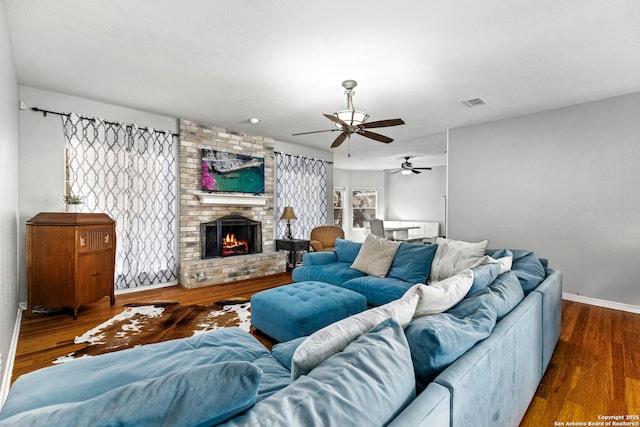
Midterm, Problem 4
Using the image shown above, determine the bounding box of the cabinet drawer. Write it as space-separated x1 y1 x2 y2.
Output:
78 228 114 252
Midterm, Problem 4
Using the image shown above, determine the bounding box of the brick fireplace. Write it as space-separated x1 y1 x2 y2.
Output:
178 119 286 289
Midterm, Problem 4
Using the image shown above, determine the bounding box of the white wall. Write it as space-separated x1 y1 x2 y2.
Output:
17 86 178 302
386 165 447 234
334 169 387 242
448 92 640 306
385 130 448 233
0 0 20 397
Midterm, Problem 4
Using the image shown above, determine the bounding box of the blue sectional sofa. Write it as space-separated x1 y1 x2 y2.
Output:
292 238 439 306
292 239 562 426
0 239 562 426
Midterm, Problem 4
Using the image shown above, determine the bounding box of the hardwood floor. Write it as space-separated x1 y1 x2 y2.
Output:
521 300 640 426
10 276 640 425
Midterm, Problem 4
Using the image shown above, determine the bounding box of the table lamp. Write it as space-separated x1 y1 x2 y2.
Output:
280 206 297 239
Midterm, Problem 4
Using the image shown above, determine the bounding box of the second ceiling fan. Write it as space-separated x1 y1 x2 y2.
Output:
292 80 405 148
385 157 432 175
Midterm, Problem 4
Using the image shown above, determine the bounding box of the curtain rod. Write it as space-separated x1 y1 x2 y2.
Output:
274 151 333 165
30 107 180 137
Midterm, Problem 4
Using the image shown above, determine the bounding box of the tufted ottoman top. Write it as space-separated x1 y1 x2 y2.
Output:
251 281 368 342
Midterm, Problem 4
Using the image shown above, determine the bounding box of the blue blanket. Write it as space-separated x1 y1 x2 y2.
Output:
0 328 291 421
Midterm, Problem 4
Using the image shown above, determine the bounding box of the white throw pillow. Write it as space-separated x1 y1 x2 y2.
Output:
407 269 475 318
429 237 488 282
290 292 419 380
471 254 513 274
350 234 400 278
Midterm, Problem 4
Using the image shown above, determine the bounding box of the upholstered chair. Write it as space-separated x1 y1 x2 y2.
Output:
309 226 345 252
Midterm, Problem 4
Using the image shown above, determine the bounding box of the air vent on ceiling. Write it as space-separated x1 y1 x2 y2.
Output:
462 97 487 107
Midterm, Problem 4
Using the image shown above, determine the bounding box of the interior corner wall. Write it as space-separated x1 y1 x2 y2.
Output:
0 0 20 391
17 86 178 302
448 92 640 306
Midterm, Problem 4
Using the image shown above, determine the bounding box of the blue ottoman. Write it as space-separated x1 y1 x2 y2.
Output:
251 281 368 342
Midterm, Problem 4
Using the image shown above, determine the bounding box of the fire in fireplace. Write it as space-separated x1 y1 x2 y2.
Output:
222 232 248 256
201 215 262 259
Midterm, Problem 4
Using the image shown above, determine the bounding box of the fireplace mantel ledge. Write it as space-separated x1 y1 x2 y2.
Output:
195 191 269 206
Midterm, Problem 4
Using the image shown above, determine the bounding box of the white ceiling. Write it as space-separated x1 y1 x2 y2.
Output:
5 0 640 170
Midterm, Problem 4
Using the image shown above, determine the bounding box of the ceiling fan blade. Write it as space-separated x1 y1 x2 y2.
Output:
413 167 432 171
360 130 394 144
412 169 422 174
323 113 349 128
292 129 340 136
331 132 348 148
361 118 405 129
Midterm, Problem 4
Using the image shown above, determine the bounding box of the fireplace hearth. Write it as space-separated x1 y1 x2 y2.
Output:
201 215 262 259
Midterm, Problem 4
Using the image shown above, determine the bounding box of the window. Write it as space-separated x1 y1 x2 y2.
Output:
352 189 377 229
333 188 344 227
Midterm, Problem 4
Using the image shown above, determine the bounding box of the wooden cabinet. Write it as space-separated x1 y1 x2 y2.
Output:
26 212 116 319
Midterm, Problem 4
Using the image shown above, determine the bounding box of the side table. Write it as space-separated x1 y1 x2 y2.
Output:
275 238 310 271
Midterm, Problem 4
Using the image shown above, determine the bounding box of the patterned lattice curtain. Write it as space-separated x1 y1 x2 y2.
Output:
63 113 178 289
275 152 328 239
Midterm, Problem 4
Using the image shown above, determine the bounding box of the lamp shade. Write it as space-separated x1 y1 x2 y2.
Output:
280 206 297 220
335 110 369 128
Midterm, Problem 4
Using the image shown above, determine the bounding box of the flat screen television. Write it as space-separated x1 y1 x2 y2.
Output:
201 149 265 194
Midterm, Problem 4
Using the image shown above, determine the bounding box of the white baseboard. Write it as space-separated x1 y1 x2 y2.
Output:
16 280 179 304
563 292 640 314
115 280 178 295
1 305 23 408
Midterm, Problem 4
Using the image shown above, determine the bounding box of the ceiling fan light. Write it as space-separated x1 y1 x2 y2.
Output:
401 169 412 176
335 110 369 128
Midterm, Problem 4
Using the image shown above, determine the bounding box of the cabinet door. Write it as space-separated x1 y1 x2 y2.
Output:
77 251 114 306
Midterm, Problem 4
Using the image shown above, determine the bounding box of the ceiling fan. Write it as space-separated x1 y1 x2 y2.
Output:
292 80 405 149
385 157 432 175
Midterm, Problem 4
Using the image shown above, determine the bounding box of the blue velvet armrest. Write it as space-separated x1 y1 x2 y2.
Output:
532 268 562 372
301 251 337 266
388 382 450 427
433 293 543 427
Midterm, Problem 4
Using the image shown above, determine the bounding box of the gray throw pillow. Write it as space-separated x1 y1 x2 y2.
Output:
351 234 400 278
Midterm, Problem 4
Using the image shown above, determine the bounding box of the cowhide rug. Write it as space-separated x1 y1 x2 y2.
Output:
54 299 251 363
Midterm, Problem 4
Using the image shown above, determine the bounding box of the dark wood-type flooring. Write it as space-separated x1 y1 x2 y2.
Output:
10 273 640 425
522 298 640 425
